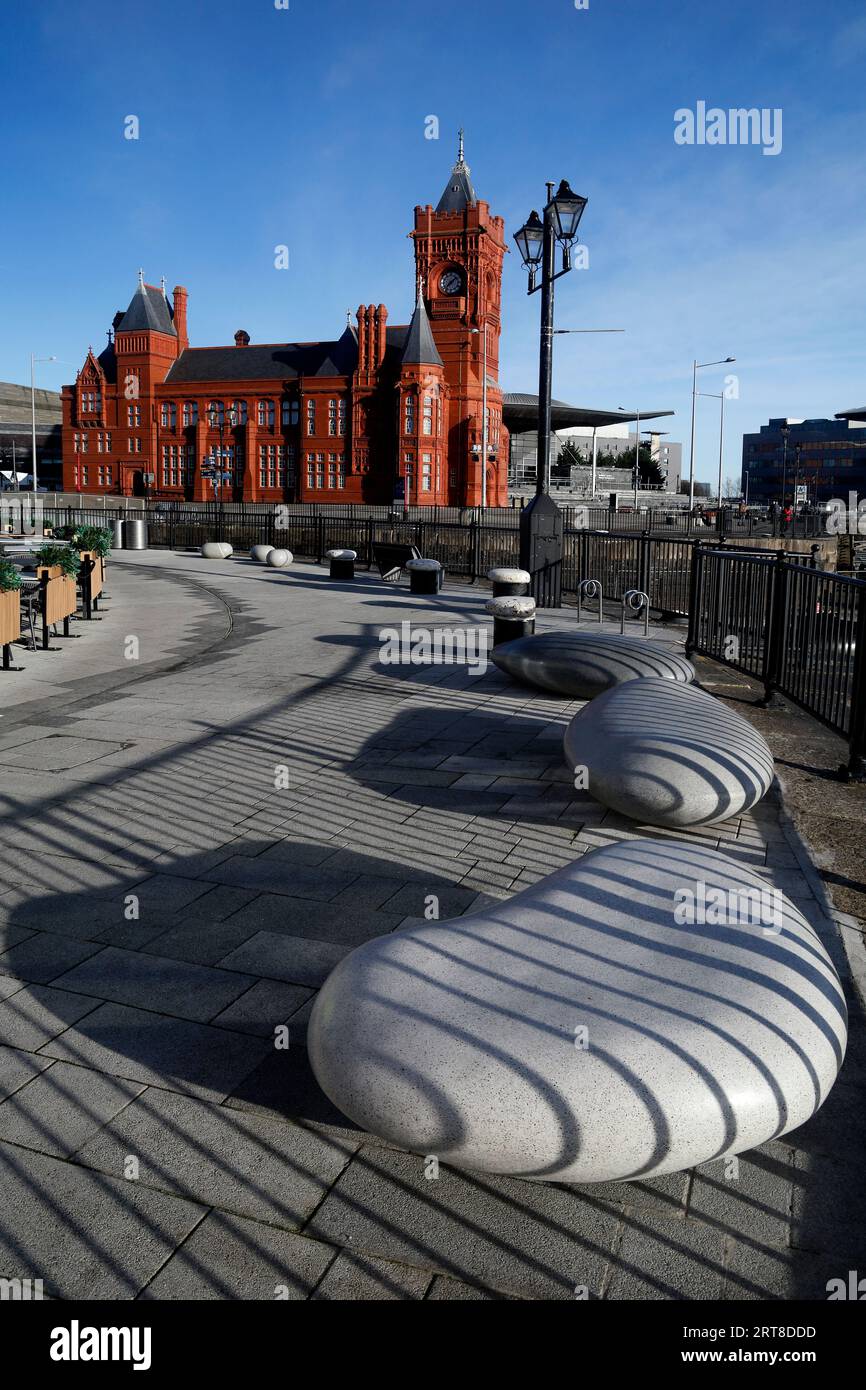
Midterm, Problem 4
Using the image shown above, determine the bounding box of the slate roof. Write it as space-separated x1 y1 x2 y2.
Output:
401 296 443 367
164 323 413 385
437 158 477 214
117 283 176 336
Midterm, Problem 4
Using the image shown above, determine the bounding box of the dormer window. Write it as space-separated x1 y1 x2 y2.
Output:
81 390 101 416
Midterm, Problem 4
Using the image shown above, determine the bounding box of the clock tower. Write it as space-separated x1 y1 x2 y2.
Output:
410 132 509 505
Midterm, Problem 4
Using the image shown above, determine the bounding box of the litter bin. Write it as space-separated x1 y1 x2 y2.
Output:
125 517 148 551
112 519 125 550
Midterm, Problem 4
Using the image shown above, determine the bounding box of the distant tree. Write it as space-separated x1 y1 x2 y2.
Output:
558 439 586 469
608 445 664 487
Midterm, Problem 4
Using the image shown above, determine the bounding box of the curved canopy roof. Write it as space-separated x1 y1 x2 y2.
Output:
503 393 674 433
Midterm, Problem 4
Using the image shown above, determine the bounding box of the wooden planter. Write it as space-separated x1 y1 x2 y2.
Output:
36 565 78 646
0 587 21 648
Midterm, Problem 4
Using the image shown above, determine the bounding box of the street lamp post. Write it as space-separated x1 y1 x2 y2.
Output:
780 423 790 513
514 179 588 605
469 324 489 510
30 353 57 495
697 390 726 507
207 404 238 540
687 357 735 510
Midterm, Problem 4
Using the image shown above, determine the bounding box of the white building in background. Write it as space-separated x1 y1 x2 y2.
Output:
556 424 683 494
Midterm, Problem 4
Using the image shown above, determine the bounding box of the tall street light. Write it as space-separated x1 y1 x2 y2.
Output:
468 325 489 510
514 179 588 605
698 390 726 506
618 407 641 506
780 423 790 511
687 356 735 510
31 353 57 494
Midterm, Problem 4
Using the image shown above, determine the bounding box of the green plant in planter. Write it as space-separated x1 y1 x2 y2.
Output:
74 525 112 558
33 543 81 578
0 558 22 593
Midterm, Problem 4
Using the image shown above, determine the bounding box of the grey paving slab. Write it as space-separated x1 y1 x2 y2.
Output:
140 1211 335 1300
51 946 256 1023
220 893 401 946
141 915 263 967
0 1061 144 1158
39 1001 270 1103
790 1150 866 1263
604 1213 727 1300
0 983 100 1051
211 980 314 1037
0 1044 54 1100
76 1086 356 1228
217 932 350 987
688 1148 794 1247
304 1147 621 1300
0 931 102 985
0 1141 203 1299
311 1250 431 1301
201 857 360 900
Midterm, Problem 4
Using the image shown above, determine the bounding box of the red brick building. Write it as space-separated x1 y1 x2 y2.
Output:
61 137 508 507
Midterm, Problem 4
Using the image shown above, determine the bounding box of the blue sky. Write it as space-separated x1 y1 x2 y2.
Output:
1 0 864 485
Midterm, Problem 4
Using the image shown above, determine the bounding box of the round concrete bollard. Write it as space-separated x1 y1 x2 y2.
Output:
266 548 293 569
201 541 233 560
486 595 537 646
489 566 530 598
406 558 443 595
327 548 357 581
251 544 274 564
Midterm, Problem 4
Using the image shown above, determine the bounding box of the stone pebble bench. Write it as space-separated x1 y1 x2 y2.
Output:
564 676 775 827
492 630 695 699
308 837 847 1183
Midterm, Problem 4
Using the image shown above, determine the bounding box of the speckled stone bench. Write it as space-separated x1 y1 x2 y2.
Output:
251 544 274 564
200 541 233 560
492 630 695 699
406 558 443 595
326 548 357 581
485 595 536 646
265 548 293 569
307 837 847 1183
564 676 775 826
488 566 530 598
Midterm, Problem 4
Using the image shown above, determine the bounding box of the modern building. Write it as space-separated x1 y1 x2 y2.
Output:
0 381 63 489
504 401 677 493
741 416 866 505
61 136 509 507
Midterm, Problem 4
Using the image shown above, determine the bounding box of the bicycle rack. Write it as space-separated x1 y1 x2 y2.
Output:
577 578 604 626
621 589 650 636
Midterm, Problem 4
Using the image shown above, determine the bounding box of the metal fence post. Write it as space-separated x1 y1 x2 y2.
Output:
845 593 866 780
684 541 703 656
761 549 789 706
639 530 651 598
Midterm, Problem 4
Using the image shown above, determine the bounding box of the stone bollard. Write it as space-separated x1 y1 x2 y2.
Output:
488 566 530 598
265 548 293 569
251 544 274 564
327 548 357 581
201 541 233 559
486 595 537 646
406 558 443 595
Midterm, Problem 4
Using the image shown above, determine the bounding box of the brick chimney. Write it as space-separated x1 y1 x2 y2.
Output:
173 286 189 353
375 304 388 366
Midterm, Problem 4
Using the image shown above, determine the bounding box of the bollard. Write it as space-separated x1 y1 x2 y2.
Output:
407 558 443 595
486 595 537 646
488 566 530 598
327 548 357 581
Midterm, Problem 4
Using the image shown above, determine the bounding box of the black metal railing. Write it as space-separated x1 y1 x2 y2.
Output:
686 545 866 777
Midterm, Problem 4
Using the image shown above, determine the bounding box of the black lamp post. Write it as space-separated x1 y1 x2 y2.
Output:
514 179 587 606
207 404 237 541
780 423 790 513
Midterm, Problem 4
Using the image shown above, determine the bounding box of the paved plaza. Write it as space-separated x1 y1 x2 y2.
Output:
0 550 863 1300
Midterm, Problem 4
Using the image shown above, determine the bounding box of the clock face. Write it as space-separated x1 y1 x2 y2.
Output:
439 269 463 296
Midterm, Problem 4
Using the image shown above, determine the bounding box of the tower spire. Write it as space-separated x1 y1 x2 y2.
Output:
458 127 465 165
436 129 477 214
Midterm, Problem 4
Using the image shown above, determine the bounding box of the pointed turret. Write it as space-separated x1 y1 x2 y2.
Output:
436 128 477 214
401 281 443 367
117 276 176 336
